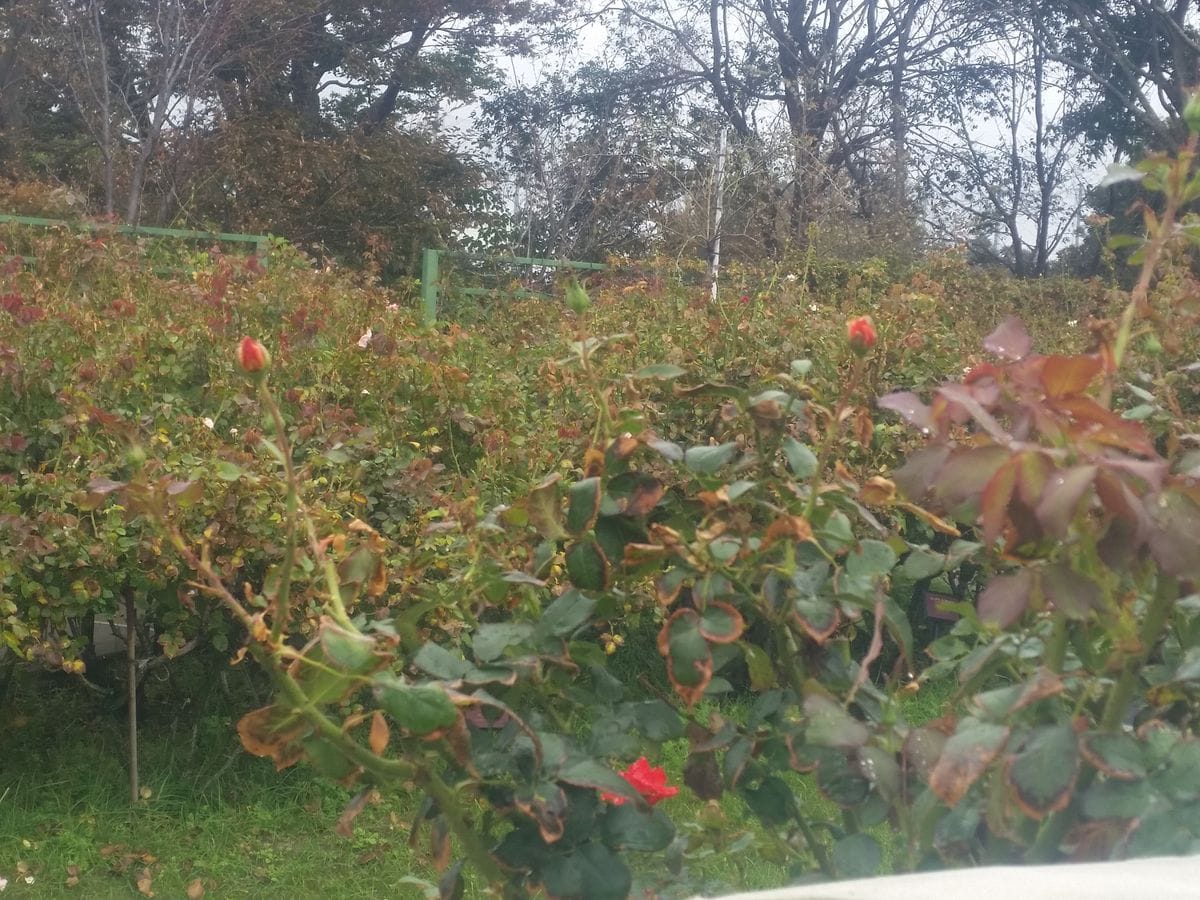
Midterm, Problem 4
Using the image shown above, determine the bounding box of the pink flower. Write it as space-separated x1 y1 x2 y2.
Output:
739 294 751 304
237 337 270 373
601 757 679 806
846 316 877 355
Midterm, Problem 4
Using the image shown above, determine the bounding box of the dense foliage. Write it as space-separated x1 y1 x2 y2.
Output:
9 139 1200 896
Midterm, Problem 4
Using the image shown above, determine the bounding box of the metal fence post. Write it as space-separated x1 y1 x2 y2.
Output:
421 248 440 325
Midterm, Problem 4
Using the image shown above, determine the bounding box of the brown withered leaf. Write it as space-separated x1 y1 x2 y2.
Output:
582 447 605 478
929 719 1010 806
185 878 206 899
860 476 896 506
624 477 664 517
335 788 372 838
368 710 390 756
764 514 813 547
431 817 453 872
237 705 307 771
136 867 154 897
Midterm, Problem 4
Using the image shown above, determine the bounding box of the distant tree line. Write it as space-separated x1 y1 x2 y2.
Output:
1 0 1196 276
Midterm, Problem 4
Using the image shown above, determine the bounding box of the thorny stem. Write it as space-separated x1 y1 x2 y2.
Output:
1043 615 1068 674
418 768 509 894
261 383 299 645
1101 575 1179 733
804 355 864 521
1103 134 1198 406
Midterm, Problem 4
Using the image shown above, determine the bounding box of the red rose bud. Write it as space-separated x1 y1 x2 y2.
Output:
846 315 877 355
237 337 270 373
601 757 679 807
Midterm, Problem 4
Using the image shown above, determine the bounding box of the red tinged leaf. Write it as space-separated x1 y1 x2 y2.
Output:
878 391 936 433
1144 489 1200 579
983 316 1032 361
1040 563 1103 620
936 383 1008 440
1035 465 1097 537
893 445 951 502
979 458 1017 544
1048 396 1155 457
978 569 1035 627
934 445 1010 515
1039 355 1103 398
1013 451 1053 506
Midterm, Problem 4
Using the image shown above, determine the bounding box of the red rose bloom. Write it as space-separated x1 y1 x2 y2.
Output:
846 315 877 355
237 336 270 373
602 757 679 806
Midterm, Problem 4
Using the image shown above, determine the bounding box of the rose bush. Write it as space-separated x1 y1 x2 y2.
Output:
3 146 1196 897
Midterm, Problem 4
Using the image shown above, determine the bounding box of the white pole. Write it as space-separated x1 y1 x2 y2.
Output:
710 125 729 302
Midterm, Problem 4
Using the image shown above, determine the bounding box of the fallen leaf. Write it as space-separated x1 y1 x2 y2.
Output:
136 867 154 897
186 877 205 899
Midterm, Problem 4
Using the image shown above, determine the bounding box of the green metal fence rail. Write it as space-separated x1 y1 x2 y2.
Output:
0 214 271 273
420 248 607 325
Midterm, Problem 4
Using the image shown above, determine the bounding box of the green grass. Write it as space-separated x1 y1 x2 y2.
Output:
0 664 436 898
1 656 958 898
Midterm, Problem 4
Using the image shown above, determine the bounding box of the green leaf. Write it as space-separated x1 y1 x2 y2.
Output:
782 436 818 478
301 735 357 780
832 834 882 878
372 674 459 735
215 461 246 482
1005 722 1079 819
1159 740 1200 803
566 478 602 535
1080 732 1146 781
804 687 869 749
659 609 713 707
412 642 471 680
901 547 947 580
601 804 675 851
684 442 738 474
557 759 640 804
319 621 377 673
626 700 684 741
846 539 898 579
472 623 534 663
534 589 598 640
697 602 745 643
740 775 797 824
740 642 776 691
565 539 610 591
541 842 630 900
1082 779 1153 820
633 363 687 380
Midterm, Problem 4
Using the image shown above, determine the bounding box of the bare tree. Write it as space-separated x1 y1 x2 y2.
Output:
914 1 1088 275
54 0 234 223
